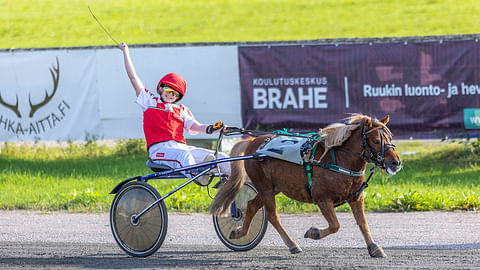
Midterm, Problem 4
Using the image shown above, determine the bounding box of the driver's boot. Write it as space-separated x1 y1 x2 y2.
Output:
194 154 215 186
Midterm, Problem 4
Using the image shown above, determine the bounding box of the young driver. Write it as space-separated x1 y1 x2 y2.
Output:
119 42 230 185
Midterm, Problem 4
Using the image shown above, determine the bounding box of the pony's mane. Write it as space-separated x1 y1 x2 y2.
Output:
315 113 392 161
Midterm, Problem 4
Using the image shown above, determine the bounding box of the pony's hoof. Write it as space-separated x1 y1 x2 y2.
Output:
289 246 303 254
304 226 321 240
368 243 387 258
229 230 239 239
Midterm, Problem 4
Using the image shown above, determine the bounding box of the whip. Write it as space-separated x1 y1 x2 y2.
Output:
88 6 119 46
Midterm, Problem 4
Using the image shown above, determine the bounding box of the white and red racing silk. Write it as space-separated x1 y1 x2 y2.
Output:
136 88 198 148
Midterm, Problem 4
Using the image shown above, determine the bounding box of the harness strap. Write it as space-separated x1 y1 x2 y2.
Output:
304 164 314 202
310 161 366 177
334 166 377 208
306 147 366 177
301 123 392 207
303 139 320 203
303 147 367 205
330 148 336 164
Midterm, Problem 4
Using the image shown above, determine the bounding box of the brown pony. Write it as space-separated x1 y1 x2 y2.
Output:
210 114 402 257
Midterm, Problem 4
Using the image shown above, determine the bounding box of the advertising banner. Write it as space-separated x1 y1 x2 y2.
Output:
239 40 480 138
0 50 102 141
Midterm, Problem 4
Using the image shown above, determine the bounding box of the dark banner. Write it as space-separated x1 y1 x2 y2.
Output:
239 40 480 139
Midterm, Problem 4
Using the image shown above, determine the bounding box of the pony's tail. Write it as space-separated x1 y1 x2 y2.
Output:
209 138 251 216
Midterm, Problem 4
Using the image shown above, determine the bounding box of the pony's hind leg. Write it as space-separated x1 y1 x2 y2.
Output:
230 192 302 253
263 192 302 254
229 194 263 239
349 196 387 258
304 201 340 240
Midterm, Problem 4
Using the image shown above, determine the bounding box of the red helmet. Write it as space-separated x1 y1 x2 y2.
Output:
157 73 187 101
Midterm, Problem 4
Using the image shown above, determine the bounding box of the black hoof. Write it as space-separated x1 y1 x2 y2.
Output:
290 246 303 254
304 226 321 240
368 243 387 258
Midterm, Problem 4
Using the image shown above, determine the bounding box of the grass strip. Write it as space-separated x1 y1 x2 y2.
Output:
2 0 480 49
0 139 478 213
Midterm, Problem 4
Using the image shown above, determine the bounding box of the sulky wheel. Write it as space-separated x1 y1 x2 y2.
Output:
213 183 267 251
110 181 168 257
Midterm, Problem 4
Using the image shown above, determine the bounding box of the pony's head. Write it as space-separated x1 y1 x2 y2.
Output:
349 114 402 175
320 114 402 175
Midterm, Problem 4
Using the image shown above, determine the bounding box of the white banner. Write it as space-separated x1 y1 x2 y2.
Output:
0 50 102 141
96 45 241 140
0 45 242 142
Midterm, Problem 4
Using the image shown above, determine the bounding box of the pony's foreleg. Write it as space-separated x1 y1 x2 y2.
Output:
304 201 340 240
349 196 387 258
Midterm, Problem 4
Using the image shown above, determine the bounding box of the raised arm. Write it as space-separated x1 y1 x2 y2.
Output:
119 42 145 96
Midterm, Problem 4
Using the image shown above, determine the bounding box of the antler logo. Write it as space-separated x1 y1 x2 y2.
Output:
0 56 72 138
0 92 20 118
29 57 60 118
0 57 60 118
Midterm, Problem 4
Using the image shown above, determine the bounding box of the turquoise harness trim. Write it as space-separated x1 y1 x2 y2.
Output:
272 128 320 138
266 128 324 194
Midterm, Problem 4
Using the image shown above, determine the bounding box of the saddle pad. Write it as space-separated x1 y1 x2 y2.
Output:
256 136 309 165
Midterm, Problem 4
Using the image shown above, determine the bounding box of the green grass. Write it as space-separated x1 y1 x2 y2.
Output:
364 140 480 212
0 139 479 213
277 142 480 213
1 0 479 49
1 1 480 213
0 140 210 212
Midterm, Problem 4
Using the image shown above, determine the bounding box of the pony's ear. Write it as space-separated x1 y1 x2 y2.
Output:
365 118 373 129
380 115 390 125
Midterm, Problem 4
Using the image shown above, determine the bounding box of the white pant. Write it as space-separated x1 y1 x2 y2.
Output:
149 140 230 176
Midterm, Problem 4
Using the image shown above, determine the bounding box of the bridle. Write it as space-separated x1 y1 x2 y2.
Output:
336 123 395 170
325 123 395 207
360 125 396 169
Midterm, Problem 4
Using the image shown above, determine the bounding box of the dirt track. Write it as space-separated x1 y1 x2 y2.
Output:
1 211 479 269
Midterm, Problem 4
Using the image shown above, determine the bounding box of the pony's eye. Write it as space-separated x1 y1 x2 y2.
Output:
374 140 380 144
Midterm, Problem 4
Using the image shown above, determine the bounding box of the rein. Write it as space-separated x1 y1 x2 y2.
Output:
220 127 319 138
